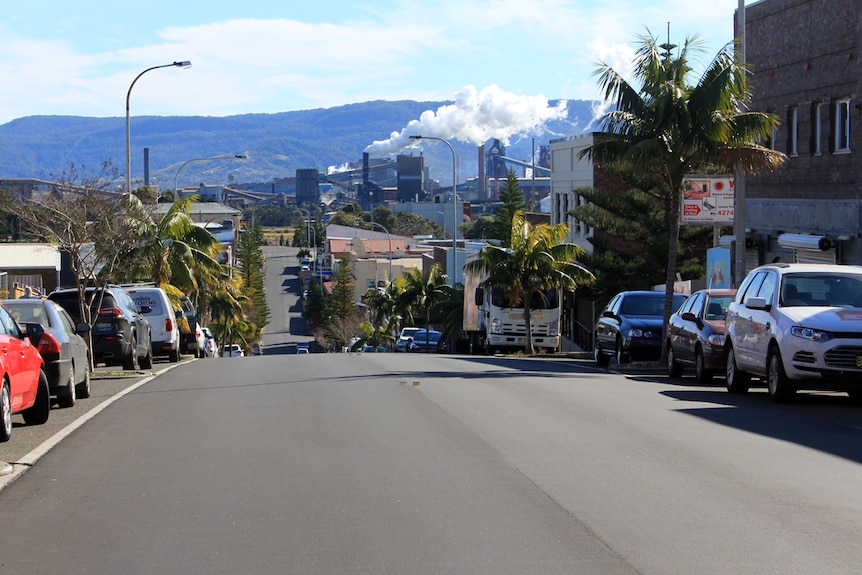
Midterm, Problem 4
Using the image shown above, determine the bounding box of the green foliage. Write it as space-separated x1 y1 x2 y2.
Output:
319 256 360 350
465 211 594 354
582 31 785 355
430 283 465 349
492 169 525 247
462 214 496 240
236 222 270 344
303 279 326 328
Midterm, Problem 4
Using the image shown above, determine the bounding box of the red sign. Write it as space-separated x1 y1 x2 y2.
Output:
684 204 701 216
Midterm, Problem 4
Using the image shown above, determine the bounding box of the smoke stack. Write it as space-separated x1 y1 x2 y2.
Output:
478 144 486 201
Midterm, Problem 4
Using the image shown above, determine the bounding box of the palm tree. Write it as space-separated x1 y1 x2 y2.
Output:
465 211 594 355
118 195 225 311
580 32 784 358
430 283 465 351
399 264 447 352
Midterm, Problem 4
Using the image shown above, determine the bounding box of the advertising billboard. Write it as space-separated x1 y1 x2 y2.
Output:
681 176 735 225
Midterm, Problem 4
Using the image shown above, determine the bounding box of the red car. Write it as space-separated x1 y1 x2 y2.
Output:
666 288 737 384
0 301 50 443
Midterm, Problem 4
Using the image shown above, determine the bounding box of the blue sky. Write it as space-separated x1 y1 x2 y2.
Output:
0 0 750 127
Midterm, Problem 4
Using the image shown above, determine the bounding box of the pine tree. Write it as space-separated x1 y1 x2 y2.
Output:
492 169 525 247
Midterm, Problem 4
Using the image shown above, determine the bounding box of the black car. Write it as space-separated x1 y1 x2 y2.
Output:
4 298 92 407
48 285 153 370
594 290 687 366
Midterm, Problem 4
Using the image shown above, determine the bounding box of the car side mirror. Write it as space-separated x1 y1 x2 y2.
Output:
601 310 616 319
745 296 769 310
75 322 91 335
681 311 698 322
23 322 44 347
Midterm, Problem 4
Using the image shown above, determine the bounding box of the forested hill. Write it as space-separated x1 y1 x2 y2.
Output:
0 98 594 187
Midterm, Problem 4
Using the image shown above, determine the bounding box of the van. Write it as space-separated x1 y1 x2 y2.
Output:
124 285 182 363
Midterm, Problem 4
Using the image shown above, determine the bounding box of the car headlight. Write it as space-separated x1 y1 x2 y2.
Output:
791 326 832 342
706 334 725 347
490 318 502 334
628 329 654 338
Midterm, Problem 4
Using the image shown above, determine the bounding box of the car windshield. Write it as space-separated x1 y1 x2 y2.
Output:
780 274 862 307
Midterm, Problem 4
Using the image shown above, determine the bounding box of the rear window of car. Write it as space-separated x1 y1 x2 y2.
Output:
128 291 166 315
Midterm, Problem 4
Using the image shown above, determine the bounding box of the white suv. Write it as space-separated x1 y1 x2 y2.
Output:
725 263 862 402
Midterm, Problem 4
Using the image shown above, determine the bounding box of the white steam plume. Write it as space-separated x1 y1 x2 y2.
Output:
364 84 567 155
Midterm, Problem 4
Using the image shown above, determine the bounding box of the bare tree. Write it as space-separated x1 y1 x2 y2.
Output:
2 162 152 368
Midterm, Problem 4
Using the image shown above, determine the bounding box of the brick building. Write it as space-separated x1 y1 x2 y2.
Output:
744 0 862 264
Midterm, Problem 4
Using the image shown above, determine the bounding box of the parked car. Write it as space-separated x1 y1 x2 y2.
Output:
201 327 218 357
220 344 245 358
725 263 862 402
0 302 50 442
48 285 153 371
362 345 387 353
4 298 92 407
409 329 446 352
179 296 205 357
296 347 309 355
594 290 687 366
666 289 736 383
395 327 420 352
123 285 181 363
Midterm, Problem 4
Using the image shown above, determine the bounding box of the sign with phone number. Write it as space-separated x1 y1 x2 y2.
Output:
681 176 735 225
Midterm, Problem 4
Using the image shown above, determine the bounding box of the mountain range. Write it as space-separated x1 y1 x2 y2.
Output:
0 99 596 189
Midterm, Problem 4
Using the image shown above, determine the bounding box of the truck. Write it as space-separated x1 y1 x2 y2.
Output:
462 263 562 354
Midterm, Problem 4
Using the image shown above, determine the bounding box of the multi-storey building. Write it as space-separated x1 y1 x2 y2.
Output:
744 0 861 264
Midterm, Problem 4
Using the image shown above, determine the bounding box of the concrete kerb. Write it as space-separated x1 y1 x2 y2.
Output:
0 363 184 491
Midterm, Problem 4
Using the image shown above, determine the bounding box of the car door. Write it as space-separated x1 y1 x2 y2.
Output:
729 271 767 369
748 270 778 372
0 305 34 412
596 295 621 351
679 292 705 364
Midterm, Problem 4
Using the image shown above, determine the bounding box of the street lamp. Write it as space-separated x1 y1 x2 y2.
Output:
173 154 248 196
409 135 458 284
297 207 316 278
358 220 392 280
125 61 191 194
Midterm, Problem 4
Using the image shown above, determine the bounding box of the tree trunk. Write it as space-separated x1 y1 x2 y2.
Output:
661 190 682 362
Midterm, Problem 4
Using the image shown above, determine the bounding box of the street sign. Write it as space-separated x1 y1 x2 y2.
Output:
681 176 735 225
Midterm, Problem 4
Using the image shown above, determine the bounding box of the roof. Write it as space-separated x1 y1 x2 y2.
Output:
0 243 61 270
329 237 408 256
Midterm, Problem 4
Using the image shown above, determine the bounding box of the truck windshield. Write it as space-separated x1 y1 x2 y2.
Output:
490 288 558 310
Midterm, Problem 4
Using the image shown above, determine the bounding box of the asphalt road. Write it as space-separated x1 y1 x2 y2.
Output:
2 246 862 574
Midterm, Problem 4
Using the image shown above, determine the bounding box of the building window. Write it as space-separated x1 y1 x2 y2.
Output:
789 106 798 156
814 102 823 155
835 99 851 153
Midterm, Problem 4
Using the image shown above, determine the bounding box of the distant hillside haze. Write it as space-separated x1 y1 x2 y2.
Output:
0 99 594 189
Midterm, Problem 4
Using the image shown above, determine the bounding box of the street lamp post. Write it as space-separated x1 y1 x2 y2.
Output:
173 154 248 197
297 208 316 278
126 61 191 193
409 135 458 284
362 221 392 280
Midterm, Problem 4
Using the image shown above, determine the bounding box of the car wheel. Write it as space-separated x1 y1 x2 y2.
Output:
140 346 153 369
57 367 76 408
725 345 750 394
0 380 12 443
615 337 627 365
667 342 683 378
76 367 91 399
767 347 796 403
169 347 180 363
22 369 50 426
123 338 140 371
594 340 609 367
694 346 713 385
